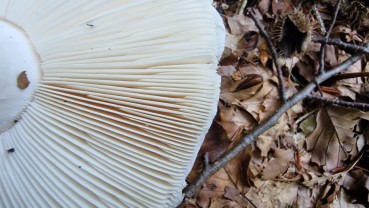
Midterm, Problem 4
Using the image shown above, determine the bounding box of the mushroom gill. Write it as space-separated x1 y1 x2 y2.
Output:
0 0 225 207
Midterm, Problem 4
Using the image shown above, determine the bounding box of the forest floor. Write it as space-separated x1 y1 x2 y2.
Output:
180 0 369 207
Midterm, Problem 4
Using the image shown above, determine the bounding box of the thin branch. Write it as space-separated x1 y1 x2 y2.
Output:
318 0 342 74
248 9 286 103
318 42 327 74
307 95 369 110
313 36 369 55
330 72 369 82
203 153 210 171
239 0 248 15
326 0 342 36
184 50 365 198
312 4 326 34
314 80 324 96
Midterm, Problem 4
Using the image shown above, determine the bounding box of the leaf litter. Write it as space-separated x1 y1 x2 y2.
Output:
180 0 369 207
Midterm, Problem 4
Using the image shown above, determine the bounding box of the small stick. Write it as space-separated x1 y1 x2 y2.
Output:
248 9 286 103
329 72 369 82
239 0 248 15
203 153 210 171
307 95 369 110
312 4 326 34
184 47 366 198
313 36 369 55
318 0 342 74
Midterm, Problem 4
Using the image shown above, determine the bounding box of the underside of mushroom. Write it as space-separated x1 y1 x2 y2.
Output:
0 0 225 207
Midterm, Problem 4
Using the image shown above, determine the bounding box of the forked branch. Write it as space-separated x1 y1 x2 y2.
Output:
184 50 365 198
183 0 367 200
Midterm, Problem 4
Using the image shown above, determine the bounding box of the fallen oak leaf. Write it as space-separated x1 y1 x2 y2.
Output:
306 105 369 171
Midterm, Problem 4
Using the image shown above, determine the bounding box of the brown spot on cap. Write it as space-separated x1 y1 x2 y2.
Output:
17 71 30 90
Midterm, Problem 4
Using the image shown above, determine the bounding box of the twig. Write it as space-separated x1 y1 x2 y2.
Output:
318 0 342 74
312 4 326 34
184 50 365 198
314 80 324 96
307 95 369 110
248 9 286 103
239 0 248 15
313 36 369 55
329 72 369 82
326 0 342 36
203 153 210 171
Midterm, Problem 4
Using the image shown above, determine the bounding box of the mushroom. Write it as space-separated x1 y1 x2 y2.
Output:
0 0 225 207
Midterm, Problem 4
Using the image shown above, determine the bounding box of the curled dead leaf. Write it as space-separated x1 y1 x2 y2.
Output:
234 74 263 92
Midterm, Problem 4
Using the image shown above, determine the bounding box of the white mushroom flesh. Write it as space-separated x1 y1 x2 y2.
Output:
0 0 225 207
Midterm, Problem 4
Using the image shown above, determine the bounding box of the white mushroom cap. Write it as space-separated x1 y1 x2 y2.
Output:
0 1 225 207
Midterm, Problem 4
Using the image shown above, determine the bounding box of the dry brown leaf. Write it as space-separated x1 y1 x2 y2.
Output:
217 65 237 77
262 157 290 180
223 33 247 59
331 189 365 208
258 0 270 15
224 186 240 201
259 50 269 66
237 64 273 80
306 106 369 171
238 78 280 123
234 74 263 92
197 168 236 208
331 25 362 43
258 38 269 66
220 107 256 139
225 152 252 190
324 45 338 67
262 148 294 180
220 76 263 105
343 169 368 191
17 71 30 90
272 0 293 15
245 180 298 207
320 86 342 95
187 121 230 183
209 198 240 208
336 85 356 100
317 183 340 207
336 57 362 99
256 135 274 157
227 15 258 35
293 52 319 83
297 185 324 207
